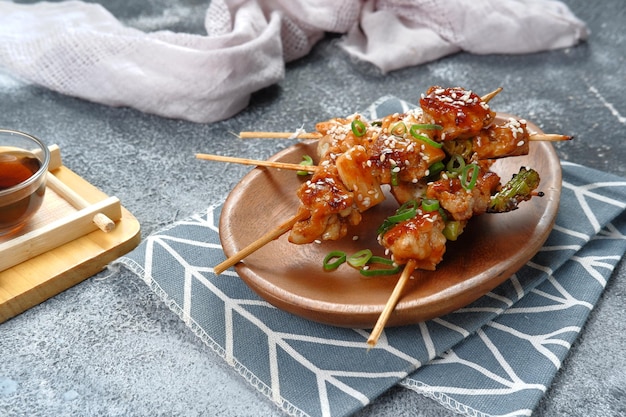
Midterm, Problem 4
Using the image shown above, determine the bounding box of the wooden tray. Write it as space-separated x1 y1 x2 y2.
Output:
0 145 141 323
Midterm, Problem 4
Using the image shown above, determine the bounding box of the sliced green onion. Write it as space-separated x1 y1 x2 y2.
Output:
389 122 407 137
445 154 465 179
296 154 314 176
323 251 346 271
347 249 373 268
438 207 448 222
409 125 443 148
461 163 480 191
443 221 463 241
410 123 443 130
351 119 367 137
390 163 399 186
421 198 440 212
368 255 395 265
427 161 445 179
360 256 402 276
377 200 419 235
387 200 418 223
446 154 465 174
371 120 382 127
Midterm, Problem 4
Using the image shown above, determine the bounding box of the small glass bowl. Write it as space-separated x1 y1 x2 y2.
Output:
0 129 50 237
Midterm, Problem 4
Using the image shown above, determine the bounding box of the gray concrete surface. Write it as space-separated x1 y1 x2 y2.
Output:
1 1 625 416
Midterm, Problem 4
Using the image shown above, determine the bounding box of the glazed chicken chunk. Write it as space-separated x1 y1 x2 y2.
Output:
420 86 495 141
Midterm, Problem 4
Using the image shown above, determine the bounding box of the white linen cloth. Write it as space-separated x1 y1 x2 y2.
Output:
0 0 588 123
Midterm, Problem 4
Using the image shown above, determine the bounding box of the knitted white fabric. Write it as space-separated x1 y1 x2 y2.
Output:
0 0 588 123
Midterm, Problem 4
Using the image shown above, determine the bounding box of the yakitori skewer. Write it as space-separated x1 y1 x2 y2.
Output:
237 131 571 142
197 130 571 178
237 88 505 140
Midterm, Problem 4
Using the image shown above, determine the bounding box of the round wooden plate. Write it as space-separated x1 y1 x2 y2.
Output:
219 116 561 328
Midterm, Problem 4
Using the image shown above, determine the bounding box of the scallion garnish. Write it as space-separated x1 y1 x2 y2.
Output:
347 249 373 268
390 163 399 186
323 250 347 271
461 163 479 191
446 154 465 175
296 154 314 176
409 125 443 148
421 198 440 212
427 161 445 179
322 249 401 277
386 200 418 223
389 122 407 137
360 256 402 276
351 119 367 137
410 123 443 131
377 199 419 235
442 220 463 241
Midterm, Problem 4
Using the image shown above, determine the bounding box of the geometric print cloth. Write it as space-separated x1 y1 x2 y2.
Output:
114 98 626 417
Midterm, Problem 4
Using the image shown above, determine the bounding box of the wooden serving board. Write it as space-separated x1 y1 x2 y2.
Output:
0 146 141 323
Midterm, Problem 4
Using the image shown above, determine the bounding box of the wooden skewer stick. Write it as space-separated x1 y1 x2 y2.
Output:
481 87 503 104
236 131 571 144
529 133 572 142
236 132 571 144
213 211 309 275
46 173 116 233
198 132 571 175
367 259 417 348
238 131 322 140
195 153 316 172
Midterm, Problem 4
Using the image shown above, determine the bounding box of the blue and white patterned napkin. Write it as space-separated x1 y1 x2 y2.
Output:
115 98 626 417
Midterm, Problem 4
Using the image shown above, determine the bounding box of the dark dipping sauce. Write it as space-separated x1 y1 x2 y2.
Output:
0 149 46 234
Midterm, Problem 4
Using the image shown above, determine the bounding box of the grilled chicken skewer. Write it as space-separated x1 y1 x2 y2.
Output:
209 86 555 273
207 85 558 347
